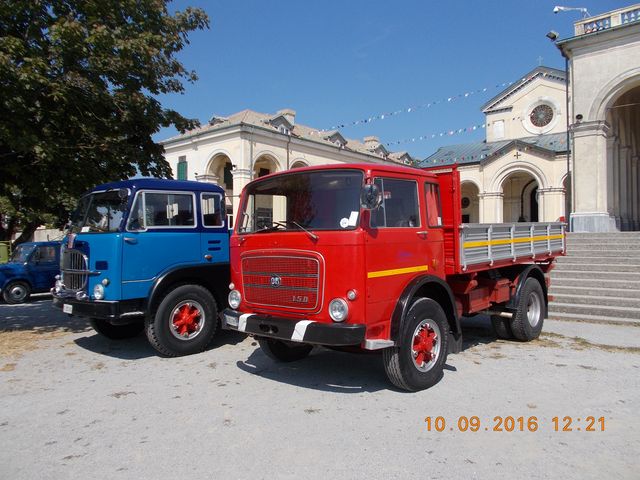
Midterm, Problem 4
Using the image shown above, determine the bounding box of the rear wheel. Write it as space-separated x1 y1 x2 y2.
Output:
491 315 513 339
383 298 449 391
510 277 545 341
257 337 313 362
2 281 31 304
146 285 217 356
90 318 144 339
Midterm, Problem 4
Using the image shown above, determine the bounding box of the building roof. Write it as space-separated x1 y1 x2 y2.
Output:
418 132 568 168
481 66 566 112
161 109 414 165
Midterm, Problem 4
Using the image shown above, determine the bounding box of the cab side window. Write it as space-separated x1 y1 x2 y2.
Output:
370 178 420 228
425 182 443 227
126 192 195 230
201 193 224 227
32 246 57 263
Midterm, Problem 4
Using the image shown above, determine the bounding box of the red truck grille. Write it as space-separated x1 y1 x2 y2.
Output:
241 254 321 310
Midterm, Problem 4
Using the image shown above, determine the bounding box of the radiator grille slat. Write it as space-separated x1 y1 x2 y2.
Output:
61 249 88 292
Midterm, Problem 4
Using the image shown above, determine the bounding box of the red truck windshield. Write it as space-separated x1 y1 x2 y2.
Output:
238 169 364 234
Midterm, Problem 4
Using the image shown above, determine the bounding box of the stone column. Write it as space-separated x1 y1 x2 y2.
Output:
479 192 503 223
570 121 615 232
611 137 621 229
231 168 251 222
538 188 565 222
631 155 640 230
606 136 616 219
620 146 630 230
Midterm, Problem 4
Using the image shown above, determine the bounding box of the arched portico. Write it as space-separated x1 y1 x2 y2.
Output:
501 171 540 223
253 152 281 178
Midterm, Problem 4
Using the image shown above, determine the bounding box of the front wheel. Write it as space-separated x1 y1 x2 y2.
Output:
90 318 144 339
383 298 449 391
257 337 313 362
146 285 217 357
2 281 31 304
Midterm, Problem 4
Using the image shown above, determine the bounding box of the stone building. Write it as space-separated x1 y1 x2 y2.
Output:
161 109 414 225
418 66 570 225
557 4 640 232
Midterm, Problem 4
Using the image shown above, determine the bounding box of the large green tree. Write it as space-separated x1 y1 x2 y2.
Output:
0 0 209 245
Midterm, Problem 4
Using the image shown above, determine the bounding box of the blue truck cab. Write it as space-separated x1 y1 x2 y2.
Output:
52 178 230 356
0 241 61 304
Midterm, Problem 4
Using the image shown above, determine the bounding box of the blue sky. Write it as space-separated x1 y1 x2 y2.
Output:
157 0 629 159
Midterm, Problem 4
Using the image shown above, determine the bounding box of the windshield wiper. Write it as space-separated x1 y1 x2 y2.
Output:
289 221 318 241
254 221 318 241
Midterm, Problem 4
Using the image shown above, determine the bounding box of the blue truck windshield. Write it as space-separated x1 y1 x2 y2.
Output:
70 189 129 233
238 170 363 233
9 244 35 263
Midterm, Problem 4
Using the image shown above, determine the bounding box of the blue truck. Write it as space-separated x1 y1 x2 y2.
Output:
0 241 61 304
52 178 230 356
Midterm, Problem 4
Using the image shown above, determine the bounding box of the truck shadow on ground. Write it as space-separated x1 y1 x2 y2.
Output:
73 328 248 360
234 315 503 393
0 295 90 333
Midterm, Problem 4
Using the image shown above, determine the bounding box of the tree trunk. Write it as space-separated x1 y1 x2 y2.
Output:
11 221 40 248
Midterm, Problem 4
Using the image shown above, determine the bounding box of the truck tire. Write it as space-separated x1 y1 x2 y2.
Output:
383 298 449 391
257 337 313 362
510 277 545 341
146 284 217 357
2 281 31 304
90 318 144 339
491 315 513 339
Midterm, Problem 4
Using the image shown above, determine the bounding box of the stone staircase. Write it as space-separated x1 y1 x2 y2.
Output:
548 232 640 326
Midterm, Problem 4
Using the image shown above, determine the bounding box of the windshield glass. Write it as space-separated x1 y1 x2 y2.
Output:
8 244 35 263
70 189 129 233
238 170 363 233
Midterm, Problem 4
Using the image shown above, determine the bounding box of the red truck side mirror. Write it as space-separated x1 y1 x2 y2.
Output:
360 184 382 210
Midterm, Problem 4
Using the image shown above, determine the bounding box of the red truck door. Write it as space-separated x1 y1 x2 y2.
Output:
364 176 431 307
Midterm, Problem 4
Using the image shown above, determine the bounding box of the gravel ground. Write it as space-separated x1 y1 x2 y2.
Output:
1 296 639 480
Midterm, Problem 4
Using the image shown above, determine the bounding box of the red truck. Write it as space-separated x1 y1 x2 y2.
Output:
222 164 565 391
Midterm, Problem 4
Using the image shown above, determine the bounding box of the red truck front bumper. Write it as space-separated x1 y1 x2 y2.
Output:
222 309 366 346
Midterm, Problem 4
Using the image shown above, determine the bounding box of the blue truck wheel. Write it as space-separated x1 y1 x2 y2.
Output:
146 284 217 357
3 281 31 304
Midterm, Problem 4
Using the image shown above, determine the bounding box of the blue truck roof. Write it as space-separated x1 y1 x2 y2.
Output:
88 178 225 195
18 241 62 247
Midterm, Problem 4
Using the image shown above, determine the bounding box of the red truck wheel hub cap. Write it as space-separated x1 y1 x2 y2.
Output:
172 303 202 337
412 324 436 367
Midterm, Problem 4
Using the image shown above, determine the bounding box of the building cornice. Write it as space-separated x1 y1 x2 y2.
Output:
164 122 400 166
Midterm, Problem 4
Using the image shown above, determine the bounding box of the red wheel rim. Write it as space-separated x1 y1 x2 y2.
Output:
411 320 441 372
170 300 205 340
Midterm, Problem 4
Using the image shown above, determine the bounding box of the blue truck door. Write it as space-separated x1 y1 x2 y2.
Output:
30 245 60 290
121 191 201 300
200 192 230 264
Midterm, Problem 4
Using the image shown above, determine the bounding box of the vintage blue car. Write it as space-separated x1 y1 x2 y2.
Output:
0 241 61 304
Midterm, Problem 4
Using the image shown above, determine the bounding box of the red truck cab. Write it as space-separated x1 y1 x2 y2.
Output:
223 163 564 391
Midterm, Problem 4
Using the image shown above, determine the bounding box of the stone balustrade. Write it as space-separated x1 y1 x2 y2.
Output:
574 4 640 36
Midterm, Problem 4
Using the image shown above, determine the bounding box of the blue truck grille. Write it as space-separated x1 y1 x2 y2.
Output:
61 249 89 292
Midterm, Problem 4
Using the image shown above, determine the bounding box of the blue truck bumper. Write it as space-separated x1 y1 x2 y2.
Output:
52 295 144 324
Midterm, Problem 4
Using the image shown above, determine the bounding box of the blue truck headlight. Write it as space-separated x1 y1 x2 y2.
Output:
228 290 242 309
93 284 105 300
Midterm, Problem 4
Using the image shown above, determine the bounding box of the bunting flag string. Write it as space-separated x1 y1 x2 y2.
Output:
385 123 487 147
320 71 562 132
384 119 568 151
